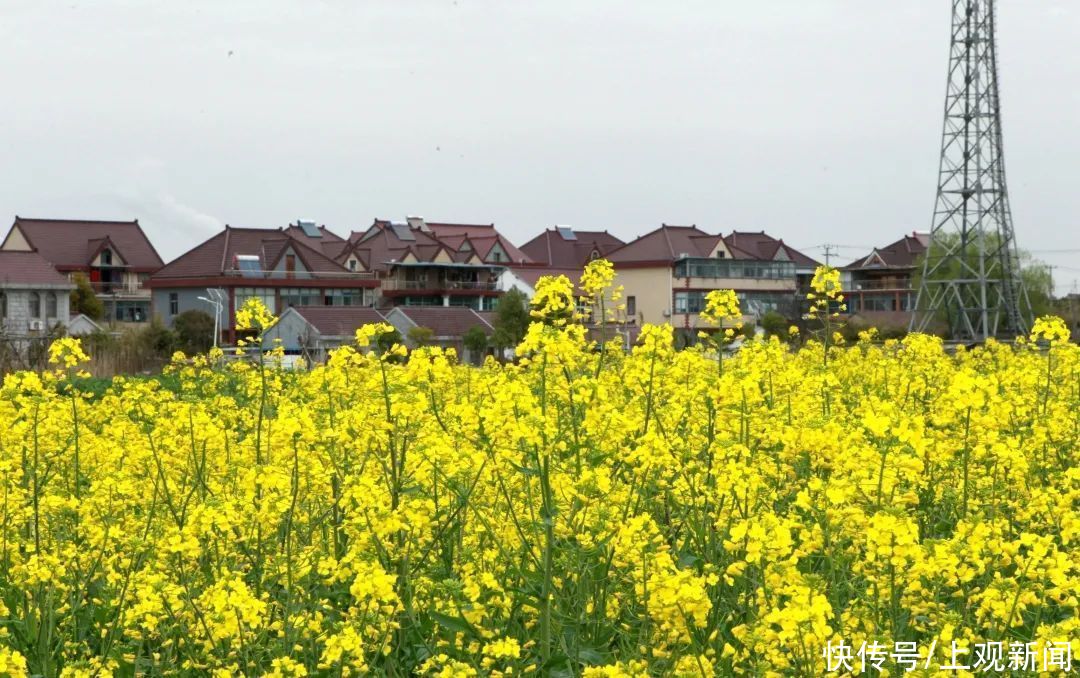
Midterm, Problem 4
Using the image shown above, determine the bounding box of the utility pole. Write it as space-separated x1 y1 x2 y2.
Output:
910 0 1031 341
821 244 837 267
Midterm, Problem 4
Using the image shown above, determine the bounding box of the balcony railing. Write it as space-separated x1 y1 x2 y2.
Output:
223 269 377 280
382 279 498 292
848 278 913 291
90 280 148 295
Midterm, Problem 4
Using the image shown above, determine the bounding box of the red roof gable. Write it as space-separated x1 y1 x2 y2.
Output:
152 226 351 279
843 232 929 270
281 223 347 259
724 231 820 266
519 227 625 269
342 219 527 271
607 225 722 264
9 217 164 271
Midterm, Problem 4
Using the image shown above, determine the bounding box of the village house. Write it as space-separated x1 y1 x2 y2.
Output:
334 217 529 311
513 225 626 297
383 306 494 363
840 232 929 326
261 306 388 361
147 222 378 343
605 225 819 333
1 217 163 323
0 250 75 335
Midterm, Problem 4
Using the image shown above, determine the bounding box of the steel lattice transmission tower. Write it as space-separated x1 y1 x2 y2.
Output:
910 0 1031 340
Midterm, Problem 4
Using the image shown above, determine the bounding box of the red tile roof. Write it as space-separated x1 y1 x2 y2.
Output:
509 265 583 290
607 225 722 264
0 251 73 286
342 221 452 272
281 223 347 259
425 222 530 264
392 306 493 338
724 231 820 266
10 217 164 272
152 226 351 279
291 306 387 337
842 232 929 270
519 228 625 269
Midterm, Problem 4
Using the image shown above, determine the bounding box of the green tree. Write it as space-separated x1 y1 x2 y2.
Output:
491 289 530 352
911 232 1050 332
407 326 435 347
70 272 104 321
462 325 489 365
759 310 789 341
174 309 216 355
1021 260 1053 318
135 318 178 357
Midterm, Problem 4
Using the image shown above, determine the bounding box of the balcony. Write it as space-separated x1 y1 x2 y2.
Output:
91 280 149 296
381 279 498 292
849 278 913 291
223 268 377 280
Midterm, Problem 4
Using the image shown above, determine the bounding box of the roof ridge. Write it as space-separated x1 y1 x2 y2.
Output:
15 216 138 224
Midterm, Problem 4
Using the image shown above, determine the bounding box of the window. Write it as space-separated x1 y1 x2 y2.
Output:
101 249 112 265
234 287 276 315
29 292 40 318
169 293 179 315
46 292 57 318
673 291 706 314
716 251 725 259
0 291 6 319
280 287 318 308
348 259 358 271
673 258 795 280
326 289 365 306
114 300 149 322
626 295 636 316
285 254 296 276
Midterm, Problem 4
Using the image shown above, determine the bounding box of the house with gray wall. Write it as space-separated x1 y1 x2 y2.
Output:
261 306 387 361
0 251 74 335
149 223 379 344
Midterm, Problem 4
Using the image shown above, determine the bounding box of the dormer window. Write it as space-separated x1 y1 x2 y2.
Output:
348 259 358 271
101 249 112 265
716 251 725 259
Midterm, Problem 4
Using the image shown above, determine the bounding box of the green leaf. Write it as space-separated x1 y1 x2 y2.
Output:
429 611 472 635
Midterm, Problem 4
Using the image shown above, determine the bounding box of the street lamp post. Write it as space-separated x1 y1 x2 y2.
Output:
197 288 225 349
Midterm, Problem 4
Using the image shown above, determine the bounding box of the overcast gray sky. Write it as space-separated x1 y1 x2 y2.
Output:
2 1 1078 287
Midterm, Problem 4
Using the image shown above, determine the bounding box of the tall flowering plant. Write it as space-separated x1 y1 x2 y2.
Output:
699 289 742 374
805 265 846 365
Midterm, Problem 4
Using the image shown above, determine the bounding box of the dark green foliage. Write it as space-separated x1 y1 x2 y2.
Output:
492 289 530 350
174 310 216 355
70 272 104 320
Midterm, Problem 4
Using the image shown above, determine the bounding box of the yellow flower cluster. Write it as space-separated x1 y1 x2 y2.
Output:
806 264 846 318
0 283 1078 674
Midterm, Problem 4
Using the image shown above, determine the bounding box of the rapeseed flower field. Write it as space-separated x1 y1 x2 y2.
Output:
0 263 1077 676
